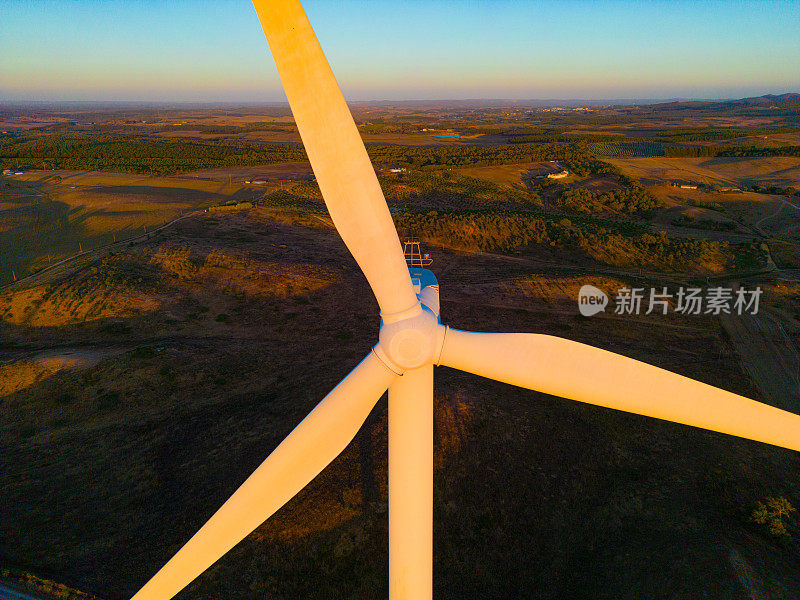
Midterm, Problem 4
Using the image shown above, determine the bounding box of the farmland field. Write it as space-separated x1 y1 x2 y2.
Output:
608 156 800 188
3 204 797 600
454 161 558 188
3 97 800 600
0 171 260 285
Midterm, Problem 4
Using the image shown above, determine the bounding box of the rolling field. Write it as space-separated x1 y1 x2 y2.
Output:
3 205 799 600
606 156 800 240
3 99 800 599
609 156 800 188
186 162 313 182
454 161 549 187
0 171 259 286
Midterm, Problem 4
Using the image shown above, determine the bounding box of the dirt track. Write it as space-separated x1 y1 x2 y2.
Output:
720 299 800 413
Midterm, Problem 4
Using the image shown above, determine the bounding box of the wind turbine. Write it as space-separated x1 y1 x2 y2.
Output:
129 2 800 599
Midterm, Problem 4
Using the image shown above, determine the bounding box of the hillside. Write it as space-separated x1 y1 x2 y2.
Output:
1 202 799 599
3 100 800 599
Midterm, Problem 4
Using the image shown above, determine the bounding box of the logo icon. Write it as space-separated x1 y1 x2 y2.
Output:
578 285 608 317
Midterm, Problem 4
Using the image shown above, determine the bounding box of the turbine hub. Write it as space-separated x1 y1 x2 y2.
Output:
376 304 444 372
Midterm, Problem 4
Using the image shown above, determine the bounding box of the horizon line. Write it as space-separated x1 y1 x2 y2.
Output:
1 92 798 110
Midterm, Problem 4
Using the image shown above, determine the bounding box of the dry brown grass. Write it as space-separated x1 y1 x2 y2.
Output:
500 274 628 303
769 240 800 269
2 188 798 599
0 284 161 326
198 251 338 299
254 392 473 544
455 161 555 188
447 274 628 309
0 357 82 396
0 171 237 285
609 156 800 188
186 162 312 182
0 240 340 329
0 262 163 327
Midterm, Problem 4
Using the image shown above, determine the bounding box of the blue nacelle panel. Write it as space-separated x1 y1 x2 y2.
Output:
409 268 438 291
409 268 440 319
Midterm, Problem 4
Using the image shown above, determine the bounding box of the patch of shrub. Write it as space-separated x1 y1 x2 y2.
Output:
395 210 740 273
554 185 661 216
151 247 197 279
751 496 796 543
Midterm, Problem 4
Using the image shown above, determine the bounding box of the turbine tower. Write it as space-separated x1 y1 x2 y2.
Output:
128 2 800 599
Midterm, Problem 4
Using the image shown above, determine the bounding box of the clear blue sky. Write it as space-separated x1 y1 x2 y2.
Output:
1 0 798 102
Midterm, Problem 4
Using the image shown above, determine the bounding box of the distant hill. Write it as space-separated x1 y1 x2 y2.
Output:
724 93 800 107
644 93 800 112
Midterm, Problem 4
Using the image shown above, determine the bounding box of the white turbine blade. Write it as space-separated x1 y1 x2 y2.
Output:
388 366 434 600
131 351 397 600
439 329 800 452
252 0 418 318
